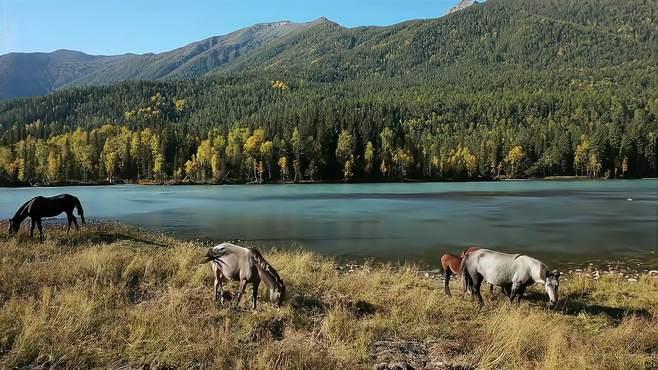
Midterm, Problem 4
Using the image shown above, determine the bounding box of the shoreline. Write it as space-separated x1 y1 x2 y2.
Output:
337 259 658 284
193 235 658 280
5 220 658 276
0 175 651 188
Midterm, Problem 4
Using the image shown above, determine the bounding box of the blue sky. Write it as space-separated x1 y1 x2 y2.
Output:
0 0 461 55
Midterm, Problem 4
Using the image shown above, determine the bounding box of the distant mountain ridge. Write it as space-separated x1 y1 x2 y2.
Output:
0 19 317 100
446 0 479 14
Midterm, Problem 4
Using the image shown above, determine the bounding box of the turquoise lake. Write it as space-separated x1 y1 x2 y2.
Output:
1 180 656 267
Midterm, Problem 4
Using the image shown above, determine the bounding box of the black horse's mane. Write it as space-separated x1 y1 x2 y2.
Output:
11 198 35 220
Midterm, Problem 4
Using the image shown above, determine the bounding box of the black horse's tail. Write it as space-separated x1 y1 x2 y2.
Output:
74 197 85 225
459 252 472 295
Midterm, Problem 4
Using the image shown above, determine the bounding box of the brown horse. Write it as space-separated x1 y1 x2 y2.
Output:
440 246 480 296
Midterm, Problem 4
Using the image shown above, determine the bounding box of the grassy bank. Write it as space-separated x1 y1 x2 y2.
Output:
0 224 657 369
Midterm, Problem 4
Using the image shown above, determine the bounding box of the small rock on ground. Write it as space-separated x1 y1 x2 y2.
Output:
374 363 415 370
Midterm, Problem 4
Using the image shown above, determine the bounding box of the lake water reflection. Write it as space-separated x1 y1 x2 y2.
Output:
1 180 656 267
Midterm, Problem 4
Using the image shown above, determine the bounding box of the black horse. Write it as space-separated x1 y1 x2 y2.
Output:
7 194 85 240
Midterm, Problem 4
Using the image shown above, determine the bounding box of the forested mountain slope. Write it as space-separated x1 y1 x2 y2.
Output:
222 0 654 86
0 0 655 185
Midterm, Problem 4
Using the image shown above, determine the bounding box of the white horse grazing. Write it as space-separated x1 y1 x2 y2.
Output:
202 243 286 309
460 249 560 307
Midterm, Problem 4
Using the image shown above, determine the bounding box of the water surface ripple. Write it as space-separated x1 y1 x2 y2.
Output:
1 180 656 267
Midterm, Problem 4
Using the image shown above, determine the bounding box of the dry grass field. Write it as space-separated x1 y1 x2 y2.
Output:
1 223 657 369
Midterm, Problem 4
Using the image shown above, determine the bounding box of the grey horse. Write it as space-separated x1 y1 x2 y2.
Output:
460 248 560 307
202 243 286 309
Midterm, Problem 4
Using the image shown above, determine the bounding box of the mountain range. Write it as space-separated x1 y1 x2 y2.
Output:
0 19 318 100
0 0 654 101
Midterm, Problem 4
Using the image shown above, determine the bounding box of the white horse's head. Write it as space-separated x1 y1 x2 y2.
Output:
269 286 285 306
544 270 560 307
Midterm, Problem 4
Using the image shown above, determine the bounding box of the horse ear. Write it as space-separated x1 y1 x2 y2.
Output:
552 270 561 279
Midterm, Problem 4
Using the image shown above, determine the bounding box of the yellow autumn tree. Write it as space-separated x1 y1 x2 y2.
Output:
185 154 200 182
271 80 289 91
260 140 274 180
392 148 413 179
364 141 375 174
245 129 266 182
574 137 590 176
588 153 602 178
153 154 166 181
505 145 525 178
278 156 289 181
46 151 60 183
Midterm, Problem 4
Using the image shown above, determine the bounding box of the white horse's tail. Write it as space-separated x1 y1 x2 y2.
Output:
459 252 472 295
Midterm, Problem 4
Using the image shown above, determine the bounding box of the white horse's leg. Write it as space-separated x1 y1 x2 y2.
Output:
515 284 527 303
235 280 247 307
501 284 512 297
212 263 225 304
474 275 484 306
251 279 260 310
510 282 523 303
214 277 220 302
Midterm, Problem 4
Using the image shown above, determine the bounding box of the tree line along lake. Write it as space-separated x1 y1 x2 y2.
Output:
1 180 656 269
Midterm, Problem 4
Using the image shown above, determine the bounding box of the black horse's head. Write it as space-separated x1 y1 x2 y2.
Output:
7 217 20 234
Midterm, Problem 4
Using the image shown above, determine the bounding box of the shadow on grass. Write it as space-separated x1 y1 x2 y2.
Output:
248 318 286 342
491 289 652 324
290 294 327 313
290 293 376 319
0 219 171 249
350 299 376 318
558 291 653 323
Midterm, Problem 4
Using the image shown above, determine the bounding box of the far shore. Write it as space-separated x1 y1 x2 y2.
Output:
0 175 650 188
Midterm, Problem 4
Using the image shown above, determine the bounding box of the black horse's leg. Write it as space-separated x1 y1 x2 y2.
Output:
444 269 452 297
66 212 73 234
36 219 44 241
251 279 260 310
235 280 247 307
30 219 36 237
72 216 79 231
